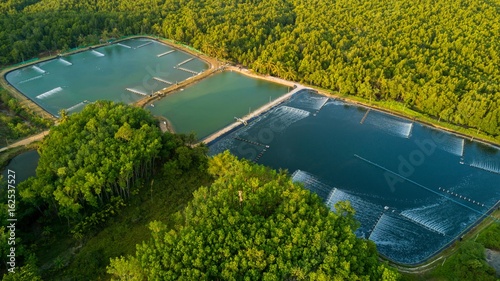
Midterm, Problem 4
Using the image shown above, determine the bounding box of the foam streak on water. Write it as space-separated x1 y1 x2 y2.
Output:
32 66 46 74
136 42 153 49
235 105 310 137
287 92 329 112
125 88 147 96
291 169 385 238
66 102 85 112
365 114 412 138
36 87 63 99
117 43 132 49
58 58 73 66
400 204 449 235
368 212 447 263
19 75 43 84
435 133 464 156
91 50 105 57
302 96 329 112
470 160 500 175
291 170 332 199
325 187 384 234
327 100 345 106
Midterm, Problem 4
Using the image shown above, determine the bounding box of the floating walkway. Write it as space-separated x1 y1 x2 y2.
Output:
157 50 175 57
59 58 73 66
177 58 194 67
117 43 132 49
202 85 309 145
177 67 199 75
32 66 46 74
125 88 147 96
136 41 153 49
91 50 105 57
360 109 371 124
438 187 485 207
254 148 268 163
36 87 62 99
234 137 269 148
153 77 173 85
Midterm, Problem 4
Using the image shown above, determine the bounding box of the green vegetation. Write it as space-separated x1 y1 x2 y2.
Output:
431 241 496 281
477 222 500 251
108 151 398 280
0 88 51 148
2 0 500 141
20 102 164 221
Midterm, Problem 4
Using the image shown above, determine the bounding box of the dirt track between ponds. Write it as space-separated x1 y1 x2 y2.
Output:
0 130 49 153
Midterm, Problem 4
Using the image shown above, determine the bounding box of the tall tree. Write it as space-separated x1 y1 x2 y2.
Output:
20 101 163 220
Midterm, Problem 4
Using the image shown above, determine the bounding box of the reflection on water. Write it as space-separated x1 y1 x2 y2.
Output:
148 71 289 139
1 150 39 185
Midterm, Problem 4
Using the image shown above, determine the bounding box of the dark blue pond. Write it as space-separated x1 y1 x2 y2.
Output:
208 90 500 265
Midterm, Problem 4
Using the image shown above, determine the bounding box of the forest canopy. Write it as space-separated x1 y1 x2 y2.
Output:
20 101 163 219
1 0 500 138
107 151 398 280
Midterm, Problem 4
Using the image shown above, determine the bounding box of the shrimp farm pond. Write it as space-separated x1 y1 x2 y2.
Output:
5 38 209 116
208 89 500 265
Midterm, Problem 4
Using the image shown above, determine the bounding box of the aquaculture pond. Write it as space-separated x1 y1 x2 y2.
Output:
5 38 209 116
209 90 500 264
148 71 289 139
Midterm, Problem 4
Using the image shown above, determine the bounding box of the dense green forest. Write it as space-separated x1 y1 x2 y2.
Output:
22 101 164 220
1 0 500 138
0 88 51 148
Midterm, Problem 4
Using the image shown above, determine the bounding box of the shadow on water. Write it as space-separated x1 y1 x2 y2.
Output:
1 150 39 185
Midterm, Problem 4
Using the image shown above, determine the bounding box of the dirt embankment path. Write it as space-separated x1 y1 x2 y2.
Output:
0 130 49 153
134 41 223 109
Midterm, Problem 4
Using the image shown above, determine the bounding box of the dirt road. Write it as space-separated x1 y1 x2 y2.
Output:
0 130 49 153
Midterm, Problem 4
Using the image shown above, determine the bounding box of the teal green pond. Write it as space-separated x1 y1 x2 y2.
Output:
5 38 209 116
148 71 289 139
